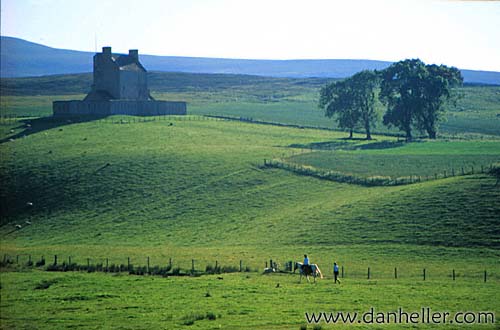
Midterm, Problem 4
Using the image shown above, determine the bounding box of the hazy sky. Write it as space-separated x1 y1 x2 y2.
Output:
1 0 499 71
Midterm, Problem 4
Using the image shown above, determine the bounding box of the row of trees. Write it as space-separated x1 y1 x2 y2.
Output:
319 59 463 141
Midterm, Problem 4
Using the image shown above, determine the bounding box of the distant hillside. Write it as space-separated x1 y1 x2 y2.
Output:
0 71 330 96
2 36 500 84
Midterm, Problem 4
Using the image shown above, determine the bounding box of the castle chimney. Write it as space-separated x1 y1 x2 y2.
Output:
102 46 112 56
129 49 139 61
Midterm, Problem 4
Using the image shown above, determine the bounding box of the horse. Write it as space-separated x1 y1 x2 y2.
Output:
294 262 323 283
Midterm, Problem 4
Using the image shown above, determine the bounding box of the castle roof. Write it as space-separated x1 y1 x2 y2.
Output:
114 54 146 72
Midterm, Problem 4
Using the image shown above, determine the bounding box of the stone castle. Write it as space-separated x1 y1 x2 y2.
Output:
53 47 186 116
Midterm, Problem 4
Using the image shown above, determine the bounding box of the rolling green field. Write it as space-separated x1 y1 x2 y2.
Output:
1 114 499 329
1 72 500 328
1 72 499 138
2 271 498 329
287 141 500 179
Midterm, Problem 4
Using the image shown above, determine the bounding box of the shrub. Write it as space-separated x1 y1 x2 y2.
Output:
205 264 221 274
181 313 206 325
171 267 181 276
35 258 46 267
221 265 239 273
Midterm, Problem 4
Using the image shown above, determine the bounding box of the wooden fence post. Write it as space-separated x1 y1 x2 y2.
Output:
240 260 243 272
368 267 370 279
484 270 487 283
147 257 150 274
192 259 195 273
106 258 109 272
452 269 455 281
341 266 344 278
54 255 58 265
423 268 426 281
395 267 398 279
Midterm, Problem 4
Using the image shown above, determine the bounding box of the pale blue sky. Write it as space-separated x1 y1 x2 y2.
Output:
1 0 499 71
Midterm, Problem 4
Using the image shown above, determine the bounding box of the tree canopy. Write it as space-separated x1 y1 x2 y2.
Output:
319 59 463 141
379 59 462 140
319 70 379 139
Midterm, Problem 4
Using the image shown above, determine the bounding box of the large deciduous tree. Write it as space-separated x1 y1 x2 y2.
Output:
319 70 379 140
319 79 359 139
379 59 462 141
417 64 463 139
349 70 379 140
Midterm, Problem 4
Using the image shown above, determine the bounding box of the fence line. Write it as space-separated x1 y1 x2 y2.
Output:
0 254 251 277
0 254 495 282
263 158 493 187
0 114 227 126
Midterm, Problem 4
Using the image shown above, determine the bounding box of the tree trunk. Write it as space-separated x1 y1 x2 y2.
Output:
405 129 412 142
427 128 437 139
365 121 372 140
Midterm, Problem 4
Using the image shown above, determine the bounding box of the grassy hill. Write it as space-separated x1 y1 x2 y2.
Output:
1 71 499 328
1 117 499 258
1 72 500 138
287 141 500 179
1 115 499 328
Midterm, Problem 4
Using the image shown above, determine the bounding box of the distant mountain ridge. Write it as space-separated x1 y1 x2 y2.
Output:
1 36 499 85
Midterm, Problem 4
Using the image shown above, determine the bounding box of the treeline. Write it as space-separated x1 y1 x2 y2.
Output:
319 59 463 141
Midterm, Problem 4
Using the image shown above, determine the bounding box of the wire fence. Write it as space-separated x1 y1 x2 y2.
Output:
263 158 495 187
1 254 497 283
0 114 228 126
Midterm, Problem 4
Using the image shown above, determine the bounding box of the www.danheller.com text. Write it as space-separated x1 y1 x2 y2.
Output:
305 308 495 325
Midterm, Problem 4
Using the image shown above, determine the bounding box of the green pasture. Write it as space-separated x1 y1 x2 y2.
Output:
0 79 499 328
1 116 499 273
287 141 500 179
1 270 498 330
1 72 499 137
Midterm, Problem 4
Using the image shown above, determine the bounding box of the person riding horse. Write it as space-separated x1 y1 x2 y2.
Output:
303 254 313 275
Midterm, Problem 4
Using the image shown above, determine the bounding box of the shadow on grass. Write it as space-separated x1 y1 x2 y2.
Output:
355 140 406 150
0 115 106 144
289 139 406 151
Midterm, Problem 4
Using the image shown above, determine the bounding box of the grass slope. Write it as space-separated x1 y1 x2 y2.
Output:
1 118 499 261
1 116 499 329
1 72 499 137
288 140 500 178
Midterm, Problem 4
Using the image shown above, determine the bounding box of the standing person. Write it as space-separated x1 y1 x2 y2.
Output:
333 262 341 284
